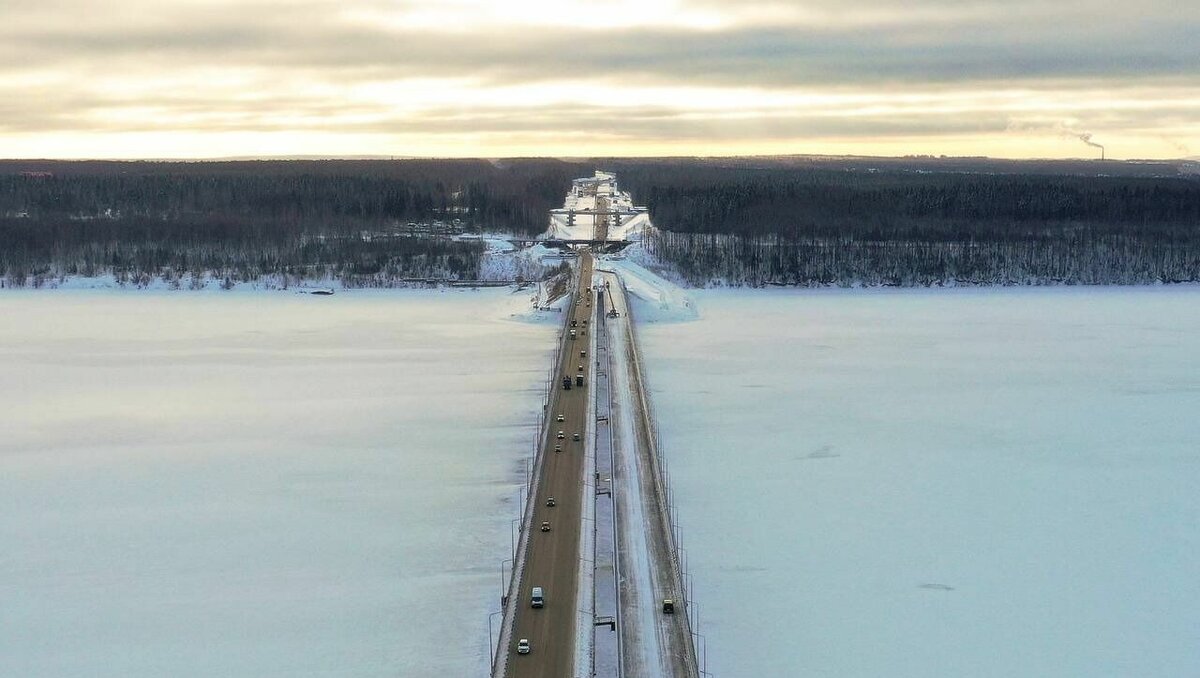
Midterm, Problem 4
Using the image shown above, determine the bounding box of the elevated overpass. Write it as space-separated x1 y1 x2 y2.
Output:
507 238 634 252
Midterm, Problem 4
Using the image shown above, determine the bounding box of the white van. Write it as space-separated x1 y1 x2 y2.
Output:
531 586 545 608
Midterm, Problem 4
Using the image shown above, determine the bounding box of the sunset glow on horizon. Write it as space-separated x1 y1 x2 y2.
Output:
3 0 1198 160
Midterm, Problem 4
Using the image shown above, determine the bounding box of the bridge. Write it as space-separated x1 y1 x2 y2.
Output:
507 238 634 252
492 171 704 678
548 208 645 241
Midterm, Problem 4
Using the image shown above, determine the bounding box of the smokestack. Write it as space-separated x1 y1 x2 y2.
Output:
1079 133 1105 160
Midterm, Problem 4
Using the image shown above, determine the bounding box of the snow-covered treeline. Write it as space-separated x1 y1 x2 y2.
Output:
0 159 591 287
613 160 1200 287
646 231 1200 287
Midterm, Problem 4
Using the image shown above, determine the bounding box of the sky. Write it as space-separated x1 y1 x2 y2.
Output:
2 0 1198 160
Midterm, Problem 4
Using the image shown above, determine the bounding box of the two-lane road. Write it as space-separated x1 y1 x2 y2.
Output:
505 251 595 678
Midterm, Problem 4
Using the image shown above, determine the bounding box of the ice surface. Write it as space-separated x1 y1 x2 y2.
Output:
637 287 1200 678
0 289 555 678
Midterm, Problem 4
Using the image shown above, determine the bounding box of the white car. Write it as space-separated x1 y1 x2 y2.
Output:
557 431 565 440
556 414 565 422
517 638 531 654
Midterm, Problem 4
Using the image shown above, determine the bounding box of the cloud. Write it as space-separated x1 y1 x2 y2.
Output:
4 1 1198 87
1 0 1198 157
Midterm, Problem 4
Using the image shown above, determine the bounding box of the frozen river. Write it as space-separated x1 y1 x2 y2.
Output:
0 290 554 678
637 287 1200 678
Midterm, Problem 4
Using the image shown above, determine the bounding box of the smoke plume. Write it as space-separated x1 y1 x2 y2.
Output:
1078 132 1105 159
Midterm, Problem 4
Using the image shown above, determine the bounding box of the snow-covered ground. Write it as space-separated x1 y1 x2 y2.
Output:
478 242 568 282
601 257 697 323
637 286 1200 678
0 289 556 678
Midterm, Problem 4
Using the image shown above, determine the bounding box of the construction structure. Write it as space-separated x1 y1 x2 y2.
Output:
548 171 648 244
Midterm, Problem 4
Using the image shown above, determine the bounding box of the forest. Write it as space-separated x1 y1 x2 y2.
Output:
3 156 1198 287
608 159 1200 286
0 159 586 287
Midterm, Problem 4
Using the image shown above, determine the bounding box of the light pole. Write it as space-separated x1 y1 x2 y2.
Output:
510 518 519 560
695 629 708 677
488 610 503 674
501 558 512 599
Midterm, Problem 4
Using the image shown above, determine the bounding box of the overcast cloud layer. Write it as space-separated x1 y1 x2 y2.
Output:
3 0 1198 159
